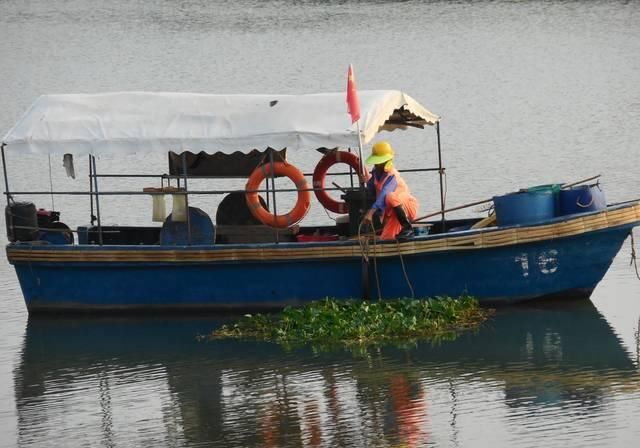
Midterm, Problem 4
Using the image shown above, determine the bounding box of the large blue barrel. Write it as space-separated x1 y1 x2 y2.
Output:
493 189 556 226
160 207 215 245
559 184 606 215
39 222 74 245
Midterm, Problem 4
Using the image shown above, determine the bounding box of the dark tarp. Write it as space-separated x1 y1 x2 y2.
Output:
168 148 287 177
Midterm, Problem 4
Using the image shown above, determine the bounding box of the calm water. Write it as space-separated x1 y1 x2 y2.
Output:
1 0 640 446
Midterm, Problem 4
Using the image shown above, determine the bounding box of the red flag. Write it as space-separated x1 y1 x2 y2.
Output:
346 64 360 124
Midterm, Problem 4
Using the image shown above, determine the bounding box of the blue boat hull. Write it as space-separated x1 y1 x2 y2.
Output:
7 205 640 312
7 231 636 311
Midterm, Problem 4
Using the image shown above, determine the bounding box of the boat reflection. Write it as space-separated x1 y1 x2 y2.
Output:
14 300 639 447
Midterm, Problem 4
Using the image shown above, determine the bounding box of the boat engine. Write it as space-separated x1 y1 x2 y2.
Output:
5 202 38 242
341 188 378 237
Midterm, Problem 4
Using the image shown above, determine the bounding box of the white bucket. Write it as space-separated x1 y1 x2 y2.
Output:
152 195 167 222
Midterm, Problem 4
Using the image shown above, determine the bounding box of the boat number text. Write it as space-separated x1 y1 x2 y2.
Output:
515 250 559 277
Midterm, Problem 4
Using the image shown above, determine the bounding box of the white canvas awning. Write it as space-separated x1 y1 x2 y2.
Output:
1 90 439 156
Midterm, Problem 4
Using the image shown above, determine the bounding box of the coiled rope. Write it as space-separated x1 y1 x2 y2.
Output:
395 240 415 299
358 219 415 300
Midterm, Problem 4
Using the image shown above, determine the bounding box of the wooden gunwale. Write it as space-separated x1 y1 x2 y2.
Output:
6 204 640 264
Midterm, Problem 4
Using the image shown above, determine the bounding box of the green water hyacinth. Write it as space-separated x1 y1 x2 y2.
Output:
209 296 491 346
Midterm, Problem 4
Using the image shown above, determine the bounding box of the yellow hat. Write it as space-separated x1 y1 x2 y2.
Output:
366 141 394 165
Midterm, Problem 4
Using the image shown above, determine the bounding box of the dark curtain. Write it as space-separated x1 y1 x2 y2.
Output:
168 148 287 177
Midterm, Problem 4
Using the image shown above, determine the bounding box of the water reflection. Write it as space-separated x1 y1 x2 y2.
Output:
14 300 639 447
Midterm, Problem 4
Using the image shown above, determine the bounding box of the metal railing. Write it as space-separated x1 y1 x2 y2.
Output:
1 141 447 246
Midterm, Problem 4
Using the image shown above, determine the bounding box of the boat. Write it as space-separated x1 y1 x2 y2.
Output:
2 91 639 313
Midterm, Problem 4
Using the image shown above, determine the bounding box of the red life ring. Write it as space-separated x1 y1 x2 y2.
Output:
312 151 364 214
245 162 311 228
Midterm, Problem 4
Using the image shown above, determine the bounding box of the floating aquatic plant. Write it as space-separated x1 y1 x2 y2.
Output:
207 296 491 347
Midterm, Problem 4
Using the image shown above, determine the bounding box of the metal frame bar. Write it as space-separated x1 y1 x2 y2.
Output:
181 152 192 245
47 154 55 210
436 122 446 228
1 143 11 206
90 155 104 245
268 149 279 243
89 156 96 225
91 167 442 180
2 186 348 196
265 177 271 210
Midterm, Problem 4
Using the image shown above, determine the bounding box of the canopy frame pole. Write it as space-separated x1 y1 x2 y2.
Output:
90 155 104 245
47 154 55 210
268 149 279 243
265 153 270 210
436 122 446 229
265 176 270 210
181 152 192 245
1 143 11 206
89 156 96 225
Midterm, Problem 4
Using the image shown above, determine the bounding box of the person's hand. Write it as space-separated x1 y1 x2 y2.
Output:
363 209 375 224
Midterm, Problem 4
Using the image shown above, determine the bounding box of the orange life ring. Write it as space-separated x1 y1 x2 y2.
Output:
312 151 364 214
245 162 311 228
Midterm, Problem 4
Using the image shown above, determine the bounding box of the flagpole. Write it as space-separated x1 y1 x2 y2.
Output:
346 64 370 300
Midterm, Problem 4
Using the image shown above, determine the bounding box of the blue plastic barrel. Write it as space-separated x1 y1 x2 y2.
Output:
39 222 74 244
559 184 606 215
493 189 556 226
160 207 215 245
525 184 561 215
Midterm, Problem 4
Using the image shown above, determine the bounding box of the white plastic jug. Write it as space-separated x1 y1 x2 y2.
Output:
172 194 187 222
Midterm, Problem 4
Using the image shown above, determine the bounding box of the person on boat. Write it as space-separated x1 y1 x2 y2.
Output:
362 141 418 240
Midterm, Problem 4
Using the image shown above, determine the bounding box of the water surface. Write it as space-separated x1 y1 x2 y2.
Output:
14 300 640 447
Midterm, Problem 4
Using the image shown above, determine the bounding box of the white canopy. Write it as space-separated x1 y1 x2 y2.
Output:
2 90 439 156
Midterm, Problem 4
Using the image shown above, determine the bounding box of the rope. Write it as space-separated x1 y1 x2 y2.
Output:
630 231 640 281
358 220 382 300
395 240 415 299
358 219 416 300
372 227 381 300
322 206 336 222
